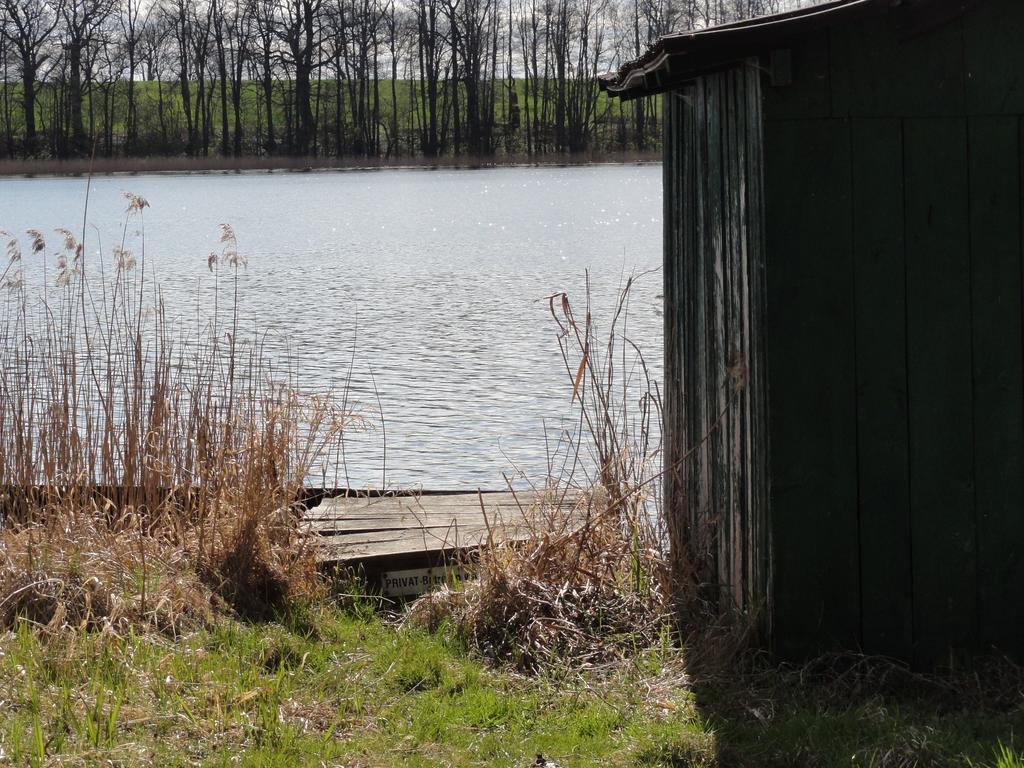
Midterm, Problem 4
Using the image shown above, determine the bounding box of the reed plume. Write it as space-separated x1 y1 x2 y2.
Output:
0 196 350 631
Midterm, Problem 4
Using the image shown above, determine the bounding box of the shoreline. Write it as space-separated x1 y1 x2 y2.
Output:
0 150 662 178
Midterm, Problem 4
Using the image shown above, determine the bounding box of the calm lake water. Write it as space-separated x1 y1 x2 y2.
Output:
0 165 663 489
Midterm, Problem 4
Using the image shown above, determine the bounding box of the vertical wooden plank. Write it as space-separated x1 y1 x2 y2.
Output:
829 15 965 118
964 0 1024 115
723 68 743 609
682 86 701 596
734 66 750 610
718 62 770 619
678 77 719 608
850 118 913 660
694 79 715 604
762 31 831 122
706 73 729 611
664 89 691 597
712 71 730 607
665 67 770 632
765 118 860 658
679 86 696 590
732 67 749 609
904 117 976 668
971 116 1024 654
744 61 770 628
662 90 681 588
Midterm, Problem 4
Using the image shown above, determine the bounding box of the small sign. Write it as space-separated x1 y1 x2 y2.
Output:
380 566 471 598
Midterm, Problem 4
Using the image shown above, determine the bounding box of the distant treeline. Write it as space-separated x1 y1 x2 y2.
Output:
0 0 808 161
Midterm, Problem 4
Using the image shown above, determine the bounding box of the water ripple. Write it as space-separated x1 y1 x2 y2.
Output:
0 165 663 489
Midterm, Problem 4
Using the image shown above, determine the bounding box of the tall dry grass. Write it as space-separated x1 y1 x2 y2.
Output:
548 271 665 587
0 195 350 630
408 273 670 670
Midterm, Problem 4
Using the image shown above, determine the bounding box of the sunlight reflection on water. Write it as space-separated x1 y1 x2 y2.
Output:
0 165 663 489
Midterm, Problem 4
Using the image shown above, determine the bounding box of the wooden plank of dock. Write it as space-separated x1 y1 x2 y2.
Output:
305 491 577 564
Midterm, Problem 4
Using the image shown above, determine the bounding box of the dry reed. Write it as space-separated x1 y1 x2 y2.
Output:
407 273 671 670
0 194 350 631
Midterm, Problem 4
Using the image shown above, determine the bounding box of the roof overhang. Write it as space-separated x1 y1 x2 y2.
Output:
599 0 985 100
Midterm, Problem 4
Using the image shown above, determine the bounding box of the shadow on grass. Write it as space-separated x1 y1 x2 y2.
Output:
685 652 1024 768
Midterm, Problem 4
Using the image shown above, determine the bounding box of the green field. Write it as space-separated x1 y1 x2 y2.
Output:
1 600 1022 767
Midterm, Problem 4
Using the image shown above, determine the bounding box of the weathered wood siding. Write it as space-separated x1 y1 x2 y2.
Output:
759 0 1024 666
662 62 770 625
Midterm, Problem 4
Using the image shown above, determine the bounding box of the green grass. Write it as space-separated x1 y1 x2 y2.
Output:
693 660 1024 768
0 604 1021 767
0 604 705 767
970 744 1024 768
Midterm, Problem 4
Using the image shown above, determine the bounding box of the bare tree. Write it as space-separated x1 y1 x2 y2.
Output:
248 0 276 152
140 13 175 149
448 0 495 155
275 0 324 154
226 0 251 154
1 0 61 153
161 0 198 153
413 0 443 156
118 0 148 153
0 14 15 154
60 0 115 154
0 0 819 159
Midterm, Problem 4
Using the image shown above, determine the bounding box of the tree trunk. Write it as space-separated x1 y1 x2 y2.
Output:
216 27 230 155
21 66 37 153
262 49 276 153
294 60 313 154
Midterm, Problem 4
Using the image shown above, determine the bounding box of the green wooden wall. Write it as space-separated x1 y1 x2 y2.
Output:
662 64 770 626
761 0 1024 666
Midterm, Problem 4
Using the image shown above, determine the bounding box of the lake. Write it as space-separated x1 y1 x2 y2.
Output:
0 164 663 489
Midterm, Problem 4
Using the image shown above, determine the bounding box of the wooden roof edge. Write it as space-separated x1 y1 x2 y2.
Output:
600 0 985 99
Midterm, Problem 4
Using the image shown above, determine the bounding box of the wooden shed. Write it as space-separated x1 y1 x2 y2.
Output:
601 0 1024 667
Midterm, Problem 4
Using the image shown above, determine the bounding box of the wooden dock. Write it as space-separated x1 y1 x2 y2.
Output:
304 490 576 565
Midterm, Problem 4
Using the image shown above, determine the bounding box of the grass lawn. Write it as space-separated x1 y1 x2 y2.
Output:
1 601 1021 767
0 603 706 767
